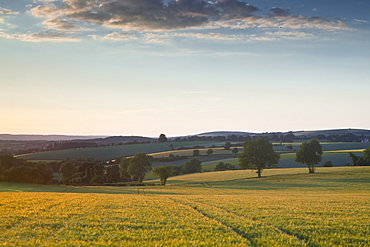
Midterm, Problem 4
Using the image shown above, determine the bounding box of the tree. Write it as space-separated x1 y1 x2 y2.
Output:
152 165 174 185
193 149 200 156
119 158 131 182
295 138 322 173
36 163 54 185
214 162 236 171
224 142 232 150
232 147 238 156
206 149 213 155
183 159 202 174
60 160 77 185
282 133 295 142
158 134 168 143
128 153 152 182
82 167 94 185
322 161 333 167
105 165 121 183
348 152 360 166
93 164 104 176
238 138 280 178
363 147 370 162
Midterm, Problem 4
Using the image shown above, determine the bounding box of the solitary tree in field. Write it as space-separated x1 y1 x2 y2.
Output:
238 138 280 178
206 149 213 155
295 138 322 173
193 149 200 156
128 153 152 182
152 165 174 185
158 134 168 143
232 147 238 156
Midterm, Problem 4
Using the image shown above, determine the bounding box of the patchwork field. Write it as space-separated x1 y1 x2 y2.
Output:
17 141 370 174
1 167 369 246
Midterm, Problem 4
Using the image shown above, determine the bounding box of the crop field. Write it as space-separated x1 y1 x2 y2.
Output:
1 167 370 246
17 141 227 161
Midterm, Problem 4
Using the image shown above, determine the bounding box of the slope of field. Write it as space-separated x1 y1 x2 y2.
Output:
0 167 369 246
291 128 370 137
18 141 223 161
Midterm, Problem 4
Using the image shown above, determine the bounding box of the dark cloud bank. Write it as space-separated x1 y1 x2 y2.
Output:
32 0 264 30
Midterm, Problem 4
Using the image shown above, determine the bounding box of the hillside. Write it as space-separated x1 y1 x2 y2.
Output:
291 128 370 137
0 134 107 141
198 128 370 138
197 131 253 137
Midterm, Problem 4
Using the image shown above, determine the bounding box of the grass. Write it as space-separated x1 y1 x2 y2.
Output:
1 167 369 246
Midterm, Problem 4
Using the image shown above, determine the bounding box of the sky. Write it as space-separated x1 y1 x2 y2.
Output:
0 0 370 137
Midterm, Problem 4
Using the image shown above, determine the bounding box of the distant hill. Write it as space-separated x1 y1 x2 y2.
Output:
91 136 154 145
290 129 370 137
197 131 253 137
197 129 370 138
0 134 107 141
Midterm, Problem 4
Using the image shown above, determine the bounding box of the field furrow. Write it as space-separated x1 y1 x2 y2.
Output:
191 194 370 246
0 193 249 246
172 197 307 247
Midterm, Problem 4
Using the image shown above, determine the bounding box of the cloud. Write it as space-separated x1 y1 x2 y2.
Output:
0 8 19 15
175 32 241 41
29 4 59 17
282 16 351 30
270 7 291 17
28 0 262 31
91 32 138 41
0 0 353 43
215 0 259 19
264 31 314 40
353 19 368 24
0 30 80 42
42 18 81 31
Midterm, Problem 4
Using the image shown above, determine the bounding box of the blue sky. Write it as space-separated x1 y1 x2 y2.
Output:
1 0 369 137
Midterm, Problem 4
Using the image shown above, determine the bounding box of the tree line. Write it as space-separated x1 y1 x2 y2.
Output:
58 153 205 186
0 155 54 184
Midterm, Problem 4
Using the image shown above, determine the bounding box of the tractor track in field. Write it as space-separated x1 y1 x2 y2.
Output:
189 198 320 247
168 197 253 246
170 197 316 247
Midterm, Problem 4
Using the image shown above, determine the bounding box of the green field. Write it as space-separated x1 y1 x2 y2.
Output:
1 167 369 246
17 141 227 161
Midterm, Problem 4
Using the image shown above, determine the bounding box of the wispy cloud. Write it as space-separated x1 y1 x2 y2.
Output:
90 32 139 41
0 7 19 15
0 31 81 42
42 18 82 31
